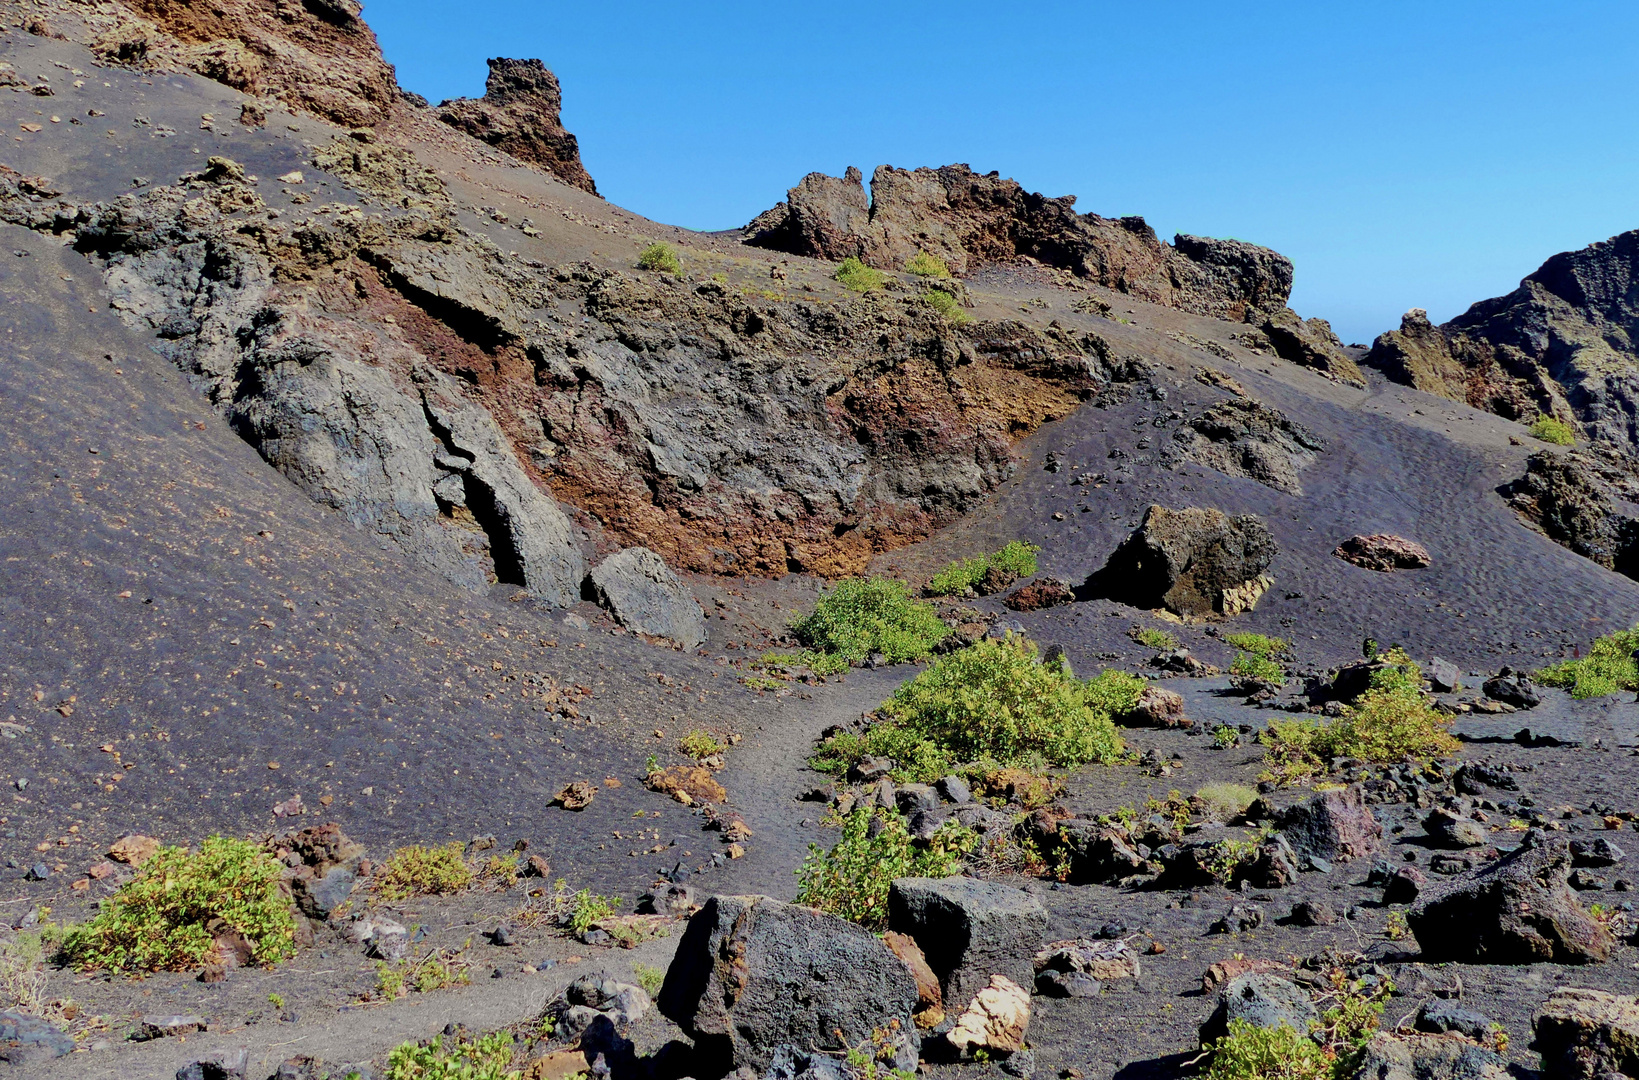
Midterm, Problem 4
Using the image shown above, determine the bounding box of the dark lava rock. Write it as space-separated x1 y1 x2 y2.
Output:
1333 534 1433 572
637 883 695 917
1571 838 1627 868
1409 836 1615 964
435 58 598 194
1277 785 1382 865
585 547 707 648
888 877 1047 1014
1533 987 1639 1080
1002 577 1075 612
176 1048 250 1080
1199 972 1316 1045
135 1014 206 1041
1054 821 1149 884
657 895 918 1073
292 865 356 921
1210 904 1265 934
1384 866 1428 906
1428 657 1462 693
936 775 972 804
1424 809 1489 849
1454 763 1520 795
849 756 895 783
1415 999 1494 1042
1352 1030 1509 1080
1035 970 1102 998
1483 669 1542 709
1083 504 1277 616
1289 900 1338 927
0 1010 74 1065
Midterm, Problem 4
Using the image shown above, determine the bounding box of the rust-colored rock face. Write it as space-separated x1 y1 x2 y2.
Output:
436 58 599 195
96 0 400 127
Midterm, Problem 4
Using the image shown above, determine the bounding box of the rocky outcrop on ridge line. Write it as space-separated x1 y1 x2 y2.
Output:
1365 230 1639 451
744 163 1364 384
1499 447 1639 580
436 58 599 194
86 0 400 127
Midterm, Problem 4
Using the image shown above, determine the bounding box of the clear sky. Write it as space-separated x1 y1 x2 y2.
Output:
368 1 1639 346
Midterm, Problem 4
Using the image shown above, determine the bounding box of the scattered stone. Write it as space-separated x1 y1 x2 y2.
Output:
108 833 161 865
0 1010 74 1064
1428 657 1462 693
1210 904 1264 934
1572 838 1626 868
888 876 1048 1013
1424 809 1489 849
636 883 694 917
176 1047 249 1080
1201 957 1285 994
657 895 919 1074
1410 836 1615 964
1199 972 1316 1045
525 854 553 878
553 781 598 811
1035 970 1102 998
1351 1031 1509 1080
1033 938 1141 981
1120 686 1192 729
849 755 895 783
1333 534 1432 572
1483 669 1542 710
884 931 944 1028
946 975 1030 1055
644 766 726 806
292 865 356 920
1384 866 1428 905
1533 987 1639 1080
1002 578 1075 612
936 776 972 804
1415 999 1494 1042
1084 505 1278 616
1278 785 1382 865
135 1015 206 1041
1288 900 1338 927
585 548 707 647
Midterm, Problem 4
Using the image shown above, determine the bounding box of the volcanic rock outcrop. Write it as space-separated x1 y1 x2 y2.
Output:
1499 448 1639 580
1083 505 1278 616
87 0 400 127
436 58 599 194
1365 230 1639 450
744 164 1362 384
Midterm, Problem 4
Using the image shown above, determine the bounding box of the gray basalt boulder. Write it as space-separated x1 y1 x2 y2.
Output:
586 547 707 647
1085 505 1277 616
1277 785 1381 866
657 895 918 1074
1533 987 1639 1080
1199 972 1316 1045
887 876 1048 1014
1409 836 1615 964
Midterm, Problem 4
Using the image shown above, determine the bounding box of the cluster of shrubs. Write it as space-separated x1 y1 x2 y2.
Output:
796 806 974 926
789 576 951 675
1203 969 1392 1080
925 540 1040 596
1227 631 1289 685
1536 624 1639 698
1529 415 1577 445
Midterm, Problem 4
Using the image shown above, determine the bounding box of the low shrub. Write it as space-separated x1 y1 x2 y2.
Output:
636 241 681 274
1536 625 1639 698
1132 626 1179 651
1260 649 1457 782
790 577 950 670
0 929 58 1017
925 541 1041 596
906 251 951 278
1224 632 1290 656
61 836 296 973
386 1030 518 1080
633 962 665 997
796 806 973 927
1194 782 1258 822
1202 969 1389 1080
375 842 474 901
924 289 970 323
566 888 618 935
1230 650 1285 683
834 256 888 292
679 729 727 761
843 636 1133 782
1530 416 1577 445
373 949 471 1001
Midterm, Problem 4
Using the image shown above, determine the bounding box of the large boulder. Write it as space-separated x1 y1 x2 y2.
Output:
887 877 1047 1015
1533 987 1639 1080
586 547 707 648
1350 1032 1509 1080
1409 836 1615 964
1277 786 1381 866
436 58 598 194
657 895 918 1074
1120 686 1192 729
0 1010 74 1066
1085 505 1277 616
1199 972 1316 1045
1333 534 1432 572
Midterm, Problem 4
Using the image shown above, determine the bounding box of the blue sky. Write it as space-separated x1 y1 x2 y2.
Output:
368 1 1639 345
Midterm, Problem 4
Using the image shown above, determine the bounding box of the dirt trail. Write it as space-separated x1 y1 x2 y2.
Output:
704 667 916 899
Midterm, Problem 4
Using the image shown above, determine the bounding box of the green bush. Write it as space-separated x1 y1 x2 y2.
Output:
61 836 296 973
925 541 1040 596
906 251 951 278
1194 782 1259 822
924 289 970 324
386 1031 519 1080
796 806 973 927
1203 1020 1331 1080
834 256 888 292
1224 632 1290 656
637 242 681 274
679 729 727 760
1530 416 1577 445
1260 649 1457 782
1231 651 1285 683
852 636 1133 782
375 842 474 901
1536 625 1639 698
1132 627 1179 651
790 577 950 670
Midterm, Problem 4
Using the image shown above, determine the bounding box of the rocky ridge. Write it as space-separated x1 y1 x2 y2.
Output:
436 57 598 195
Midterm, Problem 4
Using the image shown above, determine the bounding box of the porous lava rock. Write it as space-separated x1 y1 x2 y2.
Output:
657 895 919 1074
436 58 598 194
1276 785 1381 865
1085 505 1277 616
1499 449 1639 579
1533 987 1639 1080
1409 836 1616 964
887 877 1047 1015
1333 534 1432 572
585 547 707 647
